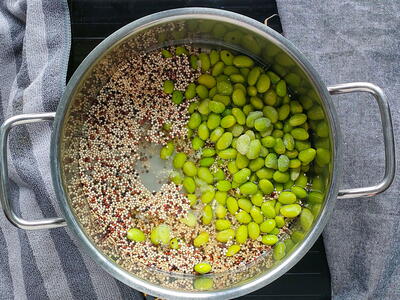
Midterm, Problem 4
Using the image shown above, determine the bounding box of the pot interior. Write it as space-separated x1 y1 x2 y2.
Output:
58 10 335 297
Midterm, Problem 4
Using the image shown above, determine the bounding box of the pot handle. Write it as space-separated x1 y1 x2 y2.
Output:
327 82 395 199
0 112 67 230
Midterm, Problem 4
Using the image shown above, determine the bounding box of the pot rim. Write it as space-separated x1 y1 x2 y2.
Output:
51 7 341 299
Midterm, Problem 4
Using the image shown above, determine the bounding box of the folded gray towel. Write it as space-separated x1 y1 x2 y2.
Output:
0 1 143 299
277 1 400 299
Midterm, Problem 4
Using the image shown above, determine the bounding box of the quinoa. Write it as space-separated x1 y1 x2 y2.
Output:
65 46 286 276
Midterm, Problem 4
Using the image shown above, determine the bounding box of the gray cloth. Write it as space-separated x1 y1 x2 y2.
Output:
0 1 143 299
277 1 400 299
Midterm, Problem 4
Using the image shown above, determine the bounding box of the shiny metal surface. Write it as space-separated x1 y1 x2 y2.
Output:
0 7 395 300
328 82 395 199
0 113 67 230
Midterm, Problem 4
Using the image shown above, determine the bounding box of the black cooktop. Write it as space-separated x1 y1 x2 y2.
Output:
66 1 331 299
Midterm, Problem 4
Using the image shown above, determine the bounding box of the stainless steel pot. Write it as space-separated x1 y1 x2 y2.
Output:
0 8 395 299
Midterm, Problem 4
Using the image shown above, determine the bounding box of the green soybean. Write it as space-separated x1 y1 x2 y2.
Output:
183 177 196 193
250 206 263 224
217 80 233 95
216 228 235 242
235 210 252 224
238 198 252 212
215 204 227 219
192 137 204 150
127 228 146 242
194 262 212 274
273 242 286 260
218 148 237 159
173 152 187 169
226 244 241 256
216 180 231 192
194 232 210 247
163 80 174 94
183 161 197 177
298 148 316 164
280 204 302 218
220 50 234 65
216 132 233 150
278 191 297 204
273 171 290 183
232 88 246 106
227 197 239 215
210 127 224 143
215 219 232 231
240 182 258 195
236 225 248 244
276 80 287 97
202 205 213 225
260 219 276 233
256 74 271 93
300 208 314 231
277 155 290 172
259 179 274 194
262 234 279 245
221 115 236 128
215 191 228 205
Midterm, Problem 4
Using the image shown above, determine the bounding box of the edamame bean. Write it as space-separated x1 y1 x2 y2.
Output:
232 89 246 106
150 224 171 245
199 53 211 72
273 171 290 183
215 204 227 219
218 148 237 159
235 134 250 155
308 105 324 120
278 191 297 204
194 232 210 247
223 65 239 75
261 201 276 218
308 191 324 204
202 205 213 225
263 106 278 123
198 74 216 89
238 198 252 212
236 225 248 244
250 206 263 224
181 212 197 227
235 210 252 224
248 67 261 85
256 74 271 93
283 133 295 151
250 96 264 110
273 242 286 260
198 167 214 184
246 139 261 159
210 127 224 143
173 152 187 169
188 112 202 129
201 189 215 203
171 90 184 104
227 196 239 214
212 61 225 77
217 80 233 95
183 161 197 177
265 153 278 169
251 193 263 206
183 177 196 193
249 157 264 171
240 182 258 195
230 74 246 83
291 128 309 140
221 115 236 128
254 117 271 132
215 219 232 231
275 215 285 228
262 234 279 245
196 85 209 100
160 141 174 160
127 228 146 242
298 148 316 164
259 179 274 194
263 90 277 106
235 153 249 169
232 168 251 184
216 180 231 192
194 262 212 274
278 104 290 121
209 102 225 115
216 132 233 150
267 71 280 84
199 157 215 167
246 111 263 128
216 228 235 242
215 191 227 205
316 148 330 166
192 137 204 150
220 50 234 65
260 219 276 233
276 80 287 97
292 231 305 243
247 86 258 96
280 204 302 218
226 244 241 256
163 80 174 94
169 238 180 249
274 138 286 154
256 167 274 180
289 113 307 127
198 123 210 140
277 155 289 172
210 49 219 65
247 222 260 239
300 208 314 231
